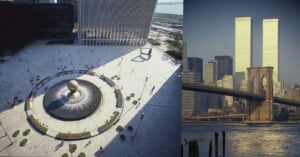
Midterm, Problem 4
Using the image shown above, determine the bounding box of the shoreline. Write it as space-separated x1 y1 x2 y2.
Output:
182 121 300 125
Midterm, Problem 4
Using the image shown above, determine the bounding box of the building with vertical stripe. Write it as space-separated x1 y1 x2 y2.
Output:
235 17 252 79
262 18 279 82
78 0 157 46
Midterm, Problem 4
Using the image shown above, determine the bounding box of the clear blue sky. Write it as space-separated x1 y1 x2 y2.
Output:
184 0 300 86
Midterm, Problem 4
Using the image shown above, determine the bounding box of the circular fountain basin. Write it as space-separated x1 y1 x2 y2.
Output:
43 79 102 121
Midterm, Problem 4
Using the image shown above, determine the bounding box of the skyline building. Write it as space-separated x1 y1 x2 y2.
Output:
182 71 206 113
204 60 218 85
217 75 234 109
235 17 252 79
78 0 157 46
215 55 233 80
262 18 279 82
188 57 203 83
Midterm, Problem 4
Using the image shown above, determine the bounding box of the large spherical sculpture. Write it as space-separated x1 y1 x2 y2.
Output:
43 79 102 121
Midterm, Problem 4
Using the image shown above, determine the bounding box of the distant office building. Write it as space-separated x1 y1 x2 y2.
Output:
285 87 300 111
217 75 234 108
182 71 201 84
182 71 206 113
187 57 203 83
204 60 219 109
235 17 252 79
215 56 233 80
204 60 218 84
262 18 279 82
78 0 157 46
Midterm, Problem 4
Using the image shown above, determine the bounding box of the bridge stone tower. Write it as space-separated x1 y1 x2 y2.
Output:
247 67 273 122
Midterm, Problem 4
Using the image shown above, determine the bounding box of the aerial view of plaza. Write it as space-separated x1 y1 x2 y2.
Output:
0 0 183 156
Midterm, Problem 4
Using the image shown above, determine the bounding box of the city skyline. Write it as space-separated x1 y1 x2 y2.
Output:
184 0 300 86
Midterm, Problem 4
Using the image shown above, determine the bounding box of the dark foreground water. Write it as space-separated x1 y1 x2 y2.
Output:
182 124 300 157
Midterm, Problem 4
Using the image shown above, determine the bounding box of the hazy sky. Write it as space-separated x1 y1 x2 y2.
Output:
184 0 300 86
156 0 183 15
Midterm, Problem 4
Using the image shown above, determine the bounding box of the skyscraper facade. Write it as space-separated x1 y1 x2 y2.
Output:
78 0 157 46
204 60 218 84
215 56 233 80
262 18 279 82
182 71 206 113
235 17 252 79
188 57 203 83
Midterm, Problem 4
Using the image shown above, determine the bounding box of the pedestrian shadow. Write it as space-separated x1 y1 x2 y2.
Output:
94 150 104 157
84 141 91 148
54 142 63 151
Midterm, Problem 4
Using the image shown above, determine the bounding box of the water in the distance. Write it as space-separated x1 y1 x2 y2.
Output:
182 124 300 157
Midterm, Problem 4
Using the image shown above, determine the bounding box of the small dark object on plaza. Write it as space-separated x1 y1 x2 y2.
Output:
127 125 133 131
120 134 126 141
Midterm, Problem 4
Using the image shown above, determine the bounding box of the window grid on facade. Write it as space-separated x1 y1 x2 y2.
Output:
78 0 157 46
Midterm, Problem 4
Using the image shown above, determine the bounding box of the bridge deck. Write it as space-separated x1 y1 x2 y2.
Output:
182 82 300 106
182 82 264 100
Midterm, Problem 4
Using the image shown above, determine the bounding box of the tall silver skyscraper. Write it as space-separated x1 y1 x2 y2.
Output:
78 0 157 46
235 17 252 79
262 18 279 82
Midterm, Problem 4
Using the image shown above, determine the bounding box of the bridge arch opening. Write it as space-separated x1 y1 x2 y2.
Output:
261 76 267 95
251 76 257 93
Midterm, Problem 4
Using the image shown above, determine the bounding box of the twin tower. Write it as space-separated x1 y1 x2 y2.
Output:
235 17 279 82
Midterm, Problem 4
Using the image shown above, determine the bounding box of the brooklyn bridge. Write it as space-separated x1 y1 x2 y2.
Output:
182 67 300 122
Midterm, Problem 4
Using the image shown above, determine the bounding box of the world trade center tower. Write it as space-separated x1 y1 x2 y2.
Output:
78 0 157 46
262 19 279 82
235 17 252 79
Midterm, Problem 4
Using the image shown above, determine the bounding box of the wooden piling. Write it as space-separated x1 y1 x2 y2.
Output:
188 140 199 157
181 144 183 157
208 140 212 157
222 131 225 157
215 132 218 157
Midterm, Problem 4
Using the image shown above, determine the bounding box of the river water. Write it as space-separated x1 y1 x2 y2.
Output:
182 124 300 157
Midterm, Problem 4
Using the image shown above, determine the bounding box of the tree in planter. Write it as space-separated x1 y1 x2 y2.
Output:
23 129 31 136
117 125 123 131
78 152 86 157
126 96 131 101
62 153 68 157
132 100 138 105
13 130 20 137
70 144 77 152
19 138 28 146
130 93 135 97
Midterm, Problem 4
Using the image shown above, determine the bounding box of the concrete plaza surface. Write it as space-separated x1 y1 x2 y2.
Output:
0 40 181 156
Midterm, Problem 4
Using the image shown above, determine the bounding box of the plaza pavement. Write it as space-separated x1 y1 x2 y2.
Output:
0 39 181 156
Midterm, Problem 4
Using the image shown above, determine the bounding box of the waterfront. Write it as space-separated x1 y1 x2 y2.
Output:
182 124 300 157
